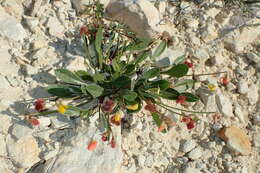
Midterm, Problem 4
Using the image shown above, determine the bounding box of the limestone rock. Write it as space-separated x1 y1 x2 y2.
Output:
237 80 249 95
181 140 197 153
183 167 202 173
105 0 163 38
7 135 41 168
46 17 65 37
43 123 122 173
215 90 233 117
11 122 33 139
0 114 12 134
187 147 202 160
246 84 259 105
0 7 27 41
218 126 251 155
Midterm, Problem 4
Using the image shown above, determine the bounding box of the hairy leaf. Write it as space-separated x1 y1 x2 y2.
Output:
55 69 84 84
162 64 189 78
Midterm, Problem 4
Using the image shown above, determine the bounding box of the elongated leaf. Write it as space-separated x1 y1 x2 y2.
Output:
152 113 166 133
150 80 170 90
143 68 160 80
162 64 189 78
173 55 185 64
112 59 121 72
181 93 199 102
47 85 81 98
152 41 167 58
55 69 84 84
85 84 104 98
133 51 151 65
173 79 194 92
95 27 103 68
159 88 179 100
124 64 136 75
121 89 138 102
126 38 152 52
75 70 93 81
93 73 105 82
64 106 82 117
112 76 131 88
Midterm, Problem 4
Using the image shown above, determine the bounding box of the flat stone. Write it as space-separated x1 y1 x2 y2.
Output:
246 84 258 105
181 140 197 153
0 75 10 89
237 80 248 94
215 90 233 117
105 0 164 38
42 123 122 173
46 17 65 36
38 117 51 127
183 167 202 173
0 49 20 76
0 7 27 41
0 114 12 134
11 122 33 139
7 136 41 168
187 147 202 160
218 126 251 155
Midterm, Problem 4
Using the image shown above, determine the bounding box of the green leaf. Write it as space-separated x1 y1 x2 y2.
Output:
173 79 194 92
181 92 199 102
85 84 104 98
64 106 82 117
55 69 84 84
75 70 93 81
159 88 179 100
151 112 166 133
127 38 152 52
93 73 105 82
142 68 160 80
152 41 167 58
133 51 151 65
121 89 138 102
112 59 121 72
95 27 103 68
112 76 131 88
173 55 185 64
150 80 170 90
162 64 189 78
124 64 136 75
47 85 81 98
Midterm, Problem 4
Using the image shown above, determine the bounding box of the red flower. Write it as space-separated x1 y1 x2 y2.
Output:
80 26 90 36
145 100 157 113
102 99 115 113
176 95 186 104
101 133 108 142
220 77 228 86
184 60 193 68
181 116 192 123
29 118 40 126
111 137 116 148
186 120 195 130
34 99 45 112
87 140 98 151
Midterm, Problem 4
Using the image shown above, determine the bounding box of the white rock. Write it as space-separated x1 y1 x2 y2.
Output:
11 122 33 139
197 88 218 112
183 167 202 173
7 135 41 168
188 147 202 160
192 49 209 60
234 104 247 124
210 51 225 66
201 24 218 43
138 154 146 167
237 80 249 94
0 114 12 134
38 117 51 127
215 90 233 117
46 17 65 36
253 115 260 126
181 140 197 153
66 56 87 71
247 52 260 64
0 49 20 76
247 84 258 105
2 0 24 18
0 7 27 41
24 16 39 30
105 0 164 38
0 75 10 89
43 124 122 173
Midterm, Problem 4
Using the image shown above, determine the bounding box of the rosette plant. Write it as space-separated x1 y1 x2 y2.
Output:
29 2 214 147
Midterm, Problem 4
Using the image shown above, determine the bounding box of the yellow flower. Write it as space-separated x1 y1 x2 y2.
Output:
114 113 121 122
57 104 68 114
208 84 216 92
126 104 139 110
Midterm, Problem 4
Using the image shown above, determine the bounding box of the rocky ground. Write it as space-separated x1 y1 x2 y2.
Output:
0 0 259 173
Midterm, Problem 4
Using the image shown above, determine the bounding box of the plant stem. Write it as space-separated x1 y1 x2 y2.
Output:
185 71 227 77
157 101 215 114
155 102 183 115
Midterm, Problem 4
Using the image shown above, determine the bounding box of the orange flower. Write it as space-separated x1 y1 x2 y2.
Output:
87 140 98 151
